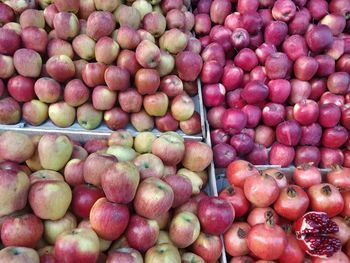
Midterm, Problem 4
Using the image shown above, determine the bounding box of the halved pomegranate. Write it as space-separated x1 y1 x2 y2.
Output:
293 211 342 258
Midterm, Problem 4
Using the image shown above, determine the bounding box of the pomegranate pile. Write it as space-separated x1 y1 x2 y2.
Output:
0 130 219 262
0 0 203 135
194 0 350 168
221 159 350 262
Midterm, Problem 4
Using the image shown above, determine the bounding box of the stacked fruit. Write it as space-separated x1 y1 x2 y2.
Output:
193 0 350 168
220 159 350 262
0 130 231 262
0 0 203 135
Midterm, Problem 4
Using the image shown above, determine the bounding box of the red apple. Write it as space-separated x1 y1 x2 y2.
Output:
135 68 160 95
143 92 169 117
104 66 130 91
118 88 143 113
143 11 166 37
7 75 35 102
176 51 203 81
34 77 61 103
136 39 160 68
13 48 42 78
46 55 75 82
0 28 21 55
192 232 223 263
104 107 129 130
116 50 141 77
107 247 142 263
53 12 79 40
82 62 107 88
95 37 119 65
131 110 154 132
86 11 116 40
92 85 117 111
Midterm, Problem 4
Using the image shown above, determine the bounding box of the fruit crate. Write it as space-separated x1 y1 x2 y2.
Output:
0 79 207 141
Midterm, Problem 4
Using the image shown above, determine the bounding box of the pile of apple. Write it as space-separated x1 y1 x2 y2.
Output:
220 159 350 262
194 0 350 168
0 130 238 263
0 0 204 135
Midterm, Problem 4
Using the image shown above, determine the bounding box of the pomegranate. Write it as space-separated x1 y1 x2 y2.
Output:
247 208 280 226
278 225 306 263
341 190 350 217
243 172 279 207
261 168 288 189
219 186 250 217
229 256 254 263
273 185 310 221
293 211 341 258
326 165 350 190
331 216 350 245
226 160 260 188
311 251 349 263
224 222 251 257
308 183 345 218
247 213 287 260
293 164 322 188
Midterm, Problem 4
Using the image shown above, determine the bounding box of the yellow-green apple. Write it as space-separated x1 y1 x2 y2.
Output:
38 134 73 171
133 132 156 153
192 233 223 263
0 131 34 163
72 34 96 60
92 85 117 111
3 22 21 34
171 93 195 121
133 153 164 179
156 230 173 245
19 9 45 28
160 75 183 98
64 79 89 107
114 5 141 29
54 0 79 13
54 228 100 263
116 25 141 50
48 101 76 128
156 50 175 77
47 38 74 59
13 48 42 78
143 11 166 37
107 247 143 263
104 65 130 91
132 0 152 19
126 215 159 252
87 11 116 40
46 55 75 82
116 50 141 77
1 213 43 248
163 174 192 207
144 243 181 263
0 97 21 124
83 152 116 186
182 140 213 172
151 132 185 166
108 130 133 148
154 211 170 230
95 36 119 65
0 247 39 263
34 77 61 103
106 145 138 161
134 177 174 219
160 29 188 55
136 40 161 68
71 184 105 218
44 211 77 245
29 180 72 220
118 88 143 113
38 246 55 263
0 169 29 217
90 198 129 241
0 54 15 79
78 220 112 252
94 0 120 12
143 92 169 117
131 110 155 132
77 103 103 130
29 170 64 184
181 253 205 263
169 211 200 248
25 135 43 172
21 26 48 53
101 161 139 203
82 62 107 87
22 100 48 126
163 165 177 177
135 68 161 95
63 159 85 186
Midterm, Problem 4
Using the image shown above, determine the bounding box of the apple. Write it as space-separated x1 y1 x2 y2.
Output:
0 97 21 125
46 55 76 82
0 3 15 25
48 102 76 128
138 29 156 42
163 174 192 207
22 100 48 126
177 168 203 195
116 25 141 50
133 153 164 179
144 243 181 263
0 247 39 263
106 145 137 161
64 79 89 107
34 77 61 103
54 228 100 263
107 130 133 148
0 28 21 55
104 65 130 91
71 145 88 160
72 34 96 60
43 4 58 27
114 4 141 29
92 85 117 111
54 0 79 13
0 54 15 79
159 29 188 54
156 230 173 245
160 75 183 98
1 213 43 248
118 88 143 113
143 11 166 37
133 132 157 154
13 48 42 78
143 92 169 117
156 50 175 77
171 93 195 121
53 12 79 40
90 197 130 241
155 111 179 132
104 107 129 130
25 136 43 172
126 215 159 252
151 132 185 166
44 212 77 245
101 161 140 204
87 11 116 40
180 112 202 135
63 159 85 186
166 9 186 30
38 246 55 263
154 211 170 230
82 62 107 87
7 75 35 102
116 50 141 77
95 36 120 65
182 140 213 172
94 0 120 12
29 170 64 184
29 180 72 220
176 51 203 81
107 247 143 263
192 233 223 262
136 40 161 68
135 68 160 95
0 131 34 163
84 139 108 154
131 110 155 132
134 177 174 219
83 152 116 187
169 211 200 248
